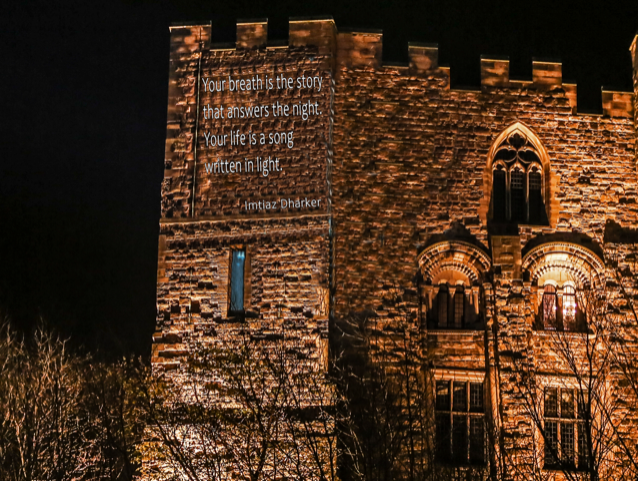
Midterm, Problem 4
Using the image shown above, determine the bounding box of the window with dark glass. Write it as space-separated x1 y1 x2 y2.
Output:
229 250 246 313
453 286 465 328
510 168 526 222
437 284 449 328
537 283 587 332
544 387 586 469
493 167 507 222
436 381 451 462
490 131 547 225
528 168 543 224
435 380 485 466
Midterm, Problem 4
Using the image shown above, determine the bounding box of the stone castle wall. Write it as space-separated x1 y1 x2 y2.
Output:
152 17 638 480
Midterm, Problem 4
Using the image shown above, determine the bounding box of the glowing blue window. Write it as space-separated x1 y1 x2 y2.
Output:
230 250 245 312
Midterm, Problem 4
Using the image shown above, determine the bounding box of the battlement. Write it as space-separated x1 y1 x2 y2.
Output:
236 19 268 48
602 89 634 118
408 43 438 72
168 18 635 118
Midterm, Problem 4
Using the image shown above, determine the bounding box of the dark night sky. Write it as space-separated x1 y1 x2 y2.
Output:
1 0 637 358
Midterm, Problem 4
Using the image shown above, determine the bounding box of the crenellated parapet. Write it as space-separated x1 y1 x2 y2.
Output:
289 17 337 57
408 43 438 73
602 89 634 118
480 56 510 88
336 29 383 70
165 19 635 119
331 28 633 117
236 18 268 49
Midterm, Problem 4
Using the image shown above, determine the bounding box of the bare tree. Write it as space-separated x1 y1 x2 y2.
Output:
81 358 148 480
0 325 88 481
0 323 146 481
332 288 484 481
140 332 338 481
501 278 638 481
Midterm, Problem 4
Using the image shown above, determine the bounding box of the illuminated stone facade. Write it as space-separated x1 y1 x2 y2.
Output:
153 17 638 479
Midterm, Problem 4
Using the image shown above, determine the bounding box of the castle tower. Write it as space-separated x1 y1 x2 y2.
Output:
153 17 337 378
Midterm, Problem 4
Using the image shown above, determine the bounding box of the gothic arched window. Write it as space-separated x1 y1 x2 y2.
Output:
490 130 548 225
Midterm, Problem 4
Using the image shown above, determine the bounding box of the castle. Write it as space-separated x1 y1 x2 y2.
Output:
151 17 638 479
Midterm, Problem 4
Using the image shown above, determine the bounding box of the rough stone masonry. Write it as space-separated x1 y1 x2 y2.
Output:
152 16 638 480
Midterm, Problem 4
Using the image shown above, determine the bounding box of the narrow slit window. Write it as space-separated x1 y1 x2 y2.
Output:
493 167 507 222
437 284 449 328
453 286 465 328
543 284 557 329
563 285 576 330
229 250 246 313
510 168 526 222
528 169 543 224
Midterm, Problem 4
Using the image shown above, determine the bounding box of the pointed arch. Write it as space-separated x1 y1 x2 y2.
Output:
479 122 557 227
486 122 551 172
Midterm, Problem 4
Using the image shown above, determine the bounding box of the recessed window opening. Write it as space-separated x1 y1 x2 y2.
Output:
427 276 483 330
489 130 548 225
528 168 543 224
229 249 246 313
453 285 465 328
544 387 587 470
510 168 526 222
543 283 558 329
493 167 507 222
536 278 588 332
435 380 485 466
562 284 576 328
437 283 449 328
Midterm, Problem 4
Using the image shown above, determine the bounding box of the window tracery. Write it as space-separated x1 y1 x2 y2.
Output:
490 130 548 225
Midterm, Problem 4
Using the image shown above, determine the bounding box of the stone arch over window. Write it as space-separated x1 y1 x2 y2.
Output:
522 242 604 331
418 241 491 329
480 122 557 227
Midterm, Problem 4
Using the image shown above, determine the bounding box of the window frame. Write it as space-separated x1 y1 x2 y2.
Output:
428 281 484 330
453 285 465 328
435 380 486 466
542 283 558 330
536 281 588 333
543 386 588 471
489 131 547 226
228 248 247 315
